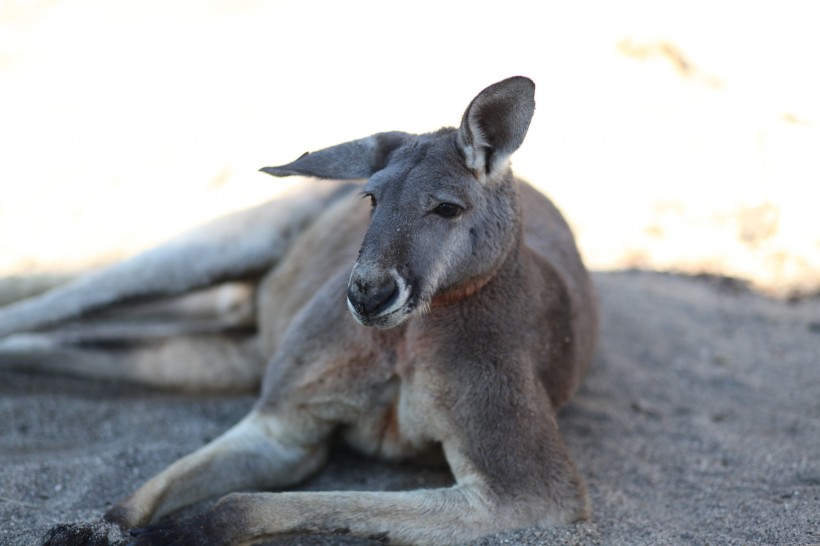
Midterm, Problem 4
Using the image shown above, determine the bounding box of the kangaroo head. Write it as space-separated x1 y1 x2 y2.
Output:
261 76 535 329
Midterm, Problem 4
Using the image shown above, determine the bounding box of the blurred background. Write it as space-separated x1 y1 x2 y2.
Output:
1 0 818 297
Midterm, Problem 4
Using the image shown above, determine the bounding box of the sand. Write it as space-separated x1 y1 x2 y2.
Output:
1 270 817 546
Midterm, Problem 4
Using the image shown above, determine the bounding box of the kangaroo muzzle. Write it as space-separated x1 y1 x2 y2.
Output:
347 266 410 328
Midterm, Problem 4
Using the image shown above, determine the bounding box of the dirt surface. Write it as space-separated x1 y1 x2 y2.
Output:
2 271 817 546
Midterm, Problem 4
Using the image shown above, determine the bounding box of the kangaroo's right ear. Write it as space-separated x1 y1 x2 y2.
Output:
260 131 411 180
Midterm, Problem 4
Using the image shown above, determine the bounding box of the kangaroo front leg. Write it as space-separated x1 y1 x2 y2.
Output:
128 485 505 546
125 432 581 546
105 411 328 530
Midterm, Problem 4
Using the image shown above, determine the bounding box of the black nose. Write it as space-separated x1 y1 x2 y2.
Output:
348 276 398 318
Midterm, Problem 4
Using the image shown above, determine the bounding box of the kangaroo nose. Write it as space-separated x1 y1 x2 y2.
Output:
348 275 398 318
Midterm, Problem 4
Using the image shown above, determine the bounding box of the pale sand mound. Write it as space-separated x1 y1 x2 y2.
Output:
1 271 817 545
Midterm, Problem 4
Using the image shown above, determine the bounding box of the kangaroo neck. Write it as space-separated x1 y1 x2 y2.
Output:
431 200 525 309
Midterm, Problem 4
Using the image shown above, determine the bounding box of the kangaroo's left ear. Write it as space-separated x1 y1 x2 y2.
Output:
456 76 536 181
260 131 411 180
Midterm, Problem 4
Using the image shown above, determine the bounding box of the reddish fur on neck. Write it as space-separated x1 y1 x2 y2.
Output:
431 275 493 307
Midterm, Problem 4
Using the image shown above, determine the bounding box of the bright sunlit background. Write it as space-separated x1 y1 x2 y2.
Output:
1 0 818 296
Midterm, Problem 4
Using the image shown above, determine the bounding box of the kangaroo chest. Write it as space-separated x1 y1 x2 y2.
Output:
340 341 452 462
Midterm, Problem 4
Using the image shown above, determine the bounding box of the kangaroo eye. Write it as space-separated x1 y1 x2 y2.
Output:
433 202 463 219
366 194 376 208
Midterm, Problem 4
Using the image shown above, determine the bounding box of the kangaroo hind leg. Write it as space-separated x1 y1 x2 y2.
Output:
0 181 354 339
0 281 262 390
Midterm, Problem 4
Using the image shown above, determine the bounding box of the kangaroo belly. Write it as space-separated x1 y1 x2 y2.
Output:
257 189 369 355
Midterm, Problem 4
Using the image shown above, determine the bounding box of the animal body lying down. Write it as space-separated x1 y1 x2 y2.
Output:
0 76 597 545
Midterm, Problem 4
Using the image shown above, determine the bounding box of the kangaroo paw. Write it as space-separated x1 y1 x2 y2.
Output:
42 520 127 546
126 515 220 546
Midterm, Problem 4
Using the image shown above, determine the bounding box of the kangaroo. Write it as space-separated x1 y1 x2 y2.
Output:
1 76 597 545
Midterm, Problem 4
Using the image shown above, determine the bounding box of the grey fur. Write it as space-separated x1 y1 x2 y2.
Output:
4 76 597 545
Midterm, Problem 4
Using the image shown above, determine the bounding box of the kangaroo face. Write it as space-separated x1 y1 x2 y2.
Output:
347 132 518 329
261 76 536 330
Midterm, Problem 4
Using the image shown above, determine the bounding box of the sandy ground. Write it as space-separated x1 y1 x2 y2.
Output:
1 271 818 546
